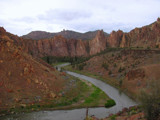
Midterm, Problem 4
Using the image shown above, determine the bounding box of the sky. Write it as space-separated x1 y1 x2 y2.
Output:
0 0 160 36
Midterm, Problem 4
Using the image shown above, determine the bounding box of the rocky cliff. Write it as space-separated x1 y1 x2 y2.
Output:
106 18 160 49
89 30 107 55
3 18 160 58
117 18 160 48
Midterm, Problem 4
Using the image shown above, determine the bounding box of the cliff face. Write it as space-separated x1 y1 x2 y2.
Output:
89 30 107 55
17 35 90 57
107 30 123 47
24 30 105 57
128 18 160 48
120 18 160 48
30 36 89 57
106 18 160 49
4 18 160 57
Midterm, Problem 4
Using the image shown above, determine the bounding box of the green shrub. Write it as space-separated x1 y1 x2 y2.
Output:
118 67 125 73
128 109 137 115
102 62 109 70
147 46 150 50
105 99 116 108
78 63 86 70
109 71 112 75
139 80 160 120
110 115 116 120
132 64 135 68
119 79 123 87
156 45 159 48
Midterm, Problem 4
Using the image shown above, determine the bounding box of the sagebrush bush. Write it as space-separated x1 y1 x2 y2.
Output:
102 62 109 70
139 80 160 120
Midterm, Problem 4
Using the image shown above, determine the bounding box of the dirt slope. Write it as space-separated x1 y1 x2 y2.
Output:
0 27 65 111
78 49 160 97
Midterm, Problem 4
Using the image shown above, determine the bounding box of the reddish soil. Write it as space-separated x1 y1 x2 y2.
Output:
81 49 160 97
0 27 65 111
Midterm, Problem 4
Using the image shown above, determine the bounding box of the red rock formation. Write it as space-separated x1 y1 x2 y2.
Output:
126 19 160 48
0 27 6 36
106 18 160 49
107 30 123 47
66 39 77 56
120 33 130 48
41 35 69 56
89 30 107 55
76 40 88 56
2 18 160 57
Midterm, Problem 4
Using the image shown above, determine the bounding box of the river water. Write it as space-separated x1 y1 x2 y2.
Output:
1 63 137 120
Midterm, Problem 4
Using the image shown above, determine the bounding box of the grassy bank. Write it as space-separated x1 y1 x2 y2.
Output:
62 65 137 100
63 65 120 89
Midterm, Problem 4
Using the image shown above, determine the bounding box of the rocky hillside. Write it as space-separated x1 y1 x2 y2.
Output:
22 30 109 40
22 31 54 40
75 49 160 98
18 18 160 58
0 27 65 111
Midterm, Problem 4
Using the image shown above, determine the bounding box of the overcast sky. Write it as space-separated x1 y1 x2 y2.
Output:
0 0 160 36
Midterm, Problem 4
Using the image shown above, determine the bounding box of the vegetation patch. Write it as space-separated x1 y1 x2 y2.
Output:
63 65 120 89
102 62 109 70
82 85 109 107
139 80 160 120
105 99 116 108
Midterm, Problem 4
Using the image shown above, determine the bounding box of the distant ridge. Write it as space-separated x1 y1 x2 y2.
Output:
22 30 109 40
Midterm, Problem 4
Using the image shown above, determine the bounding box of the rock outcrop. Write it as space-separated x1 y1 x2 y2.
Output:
126 18 160 48
89 30 107 55
0 27 6 36
3 18 160 58
107 30 123 47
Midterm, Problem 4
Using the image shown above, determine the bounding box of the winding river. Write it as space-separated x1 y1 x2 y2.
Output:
1 63 137 120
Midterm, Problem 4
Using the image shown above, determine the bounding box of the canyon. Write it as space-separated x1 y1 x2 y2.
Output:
1 18 160 119
14 18 160 57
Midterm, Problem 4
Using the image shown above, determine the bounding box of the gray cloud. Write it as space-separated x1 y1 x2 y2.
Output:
69 22 133 33
38 9 92 22
13 17 36 23
0 0 160 35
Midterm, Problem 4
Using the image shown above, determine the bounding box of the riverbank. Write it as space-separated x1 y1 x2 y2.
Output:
62 65 119 88
87 106 145 120
62 65 138 101
1 63 137 120
0 72 110 117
